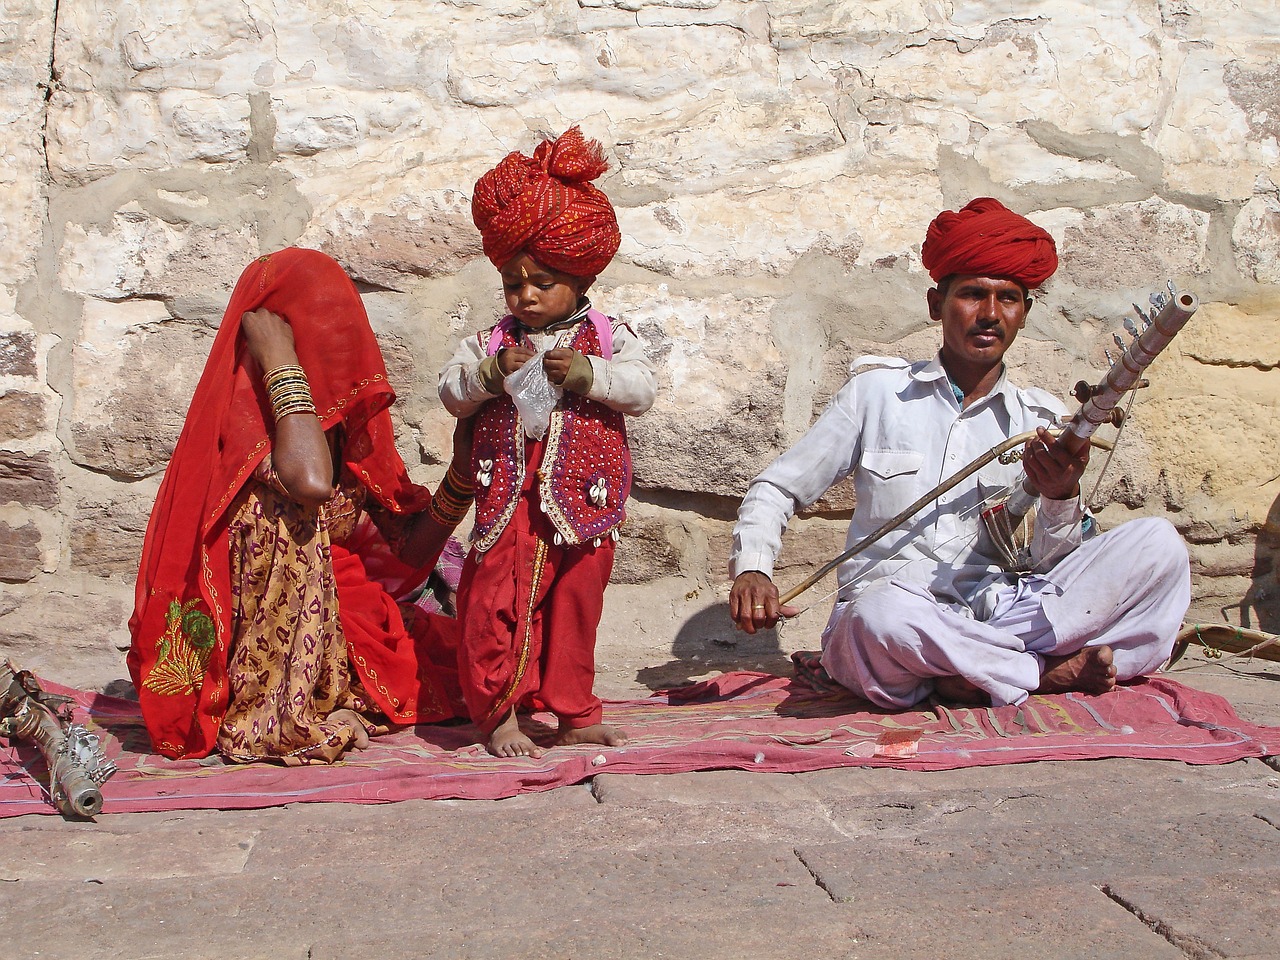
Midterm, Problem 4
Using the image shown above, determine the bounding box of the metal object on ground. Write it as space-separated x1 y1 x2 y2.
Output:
0 660 117 818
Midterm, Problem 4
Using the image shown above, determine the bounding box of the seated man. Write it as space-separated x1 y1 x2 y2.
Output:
728 198 1191 708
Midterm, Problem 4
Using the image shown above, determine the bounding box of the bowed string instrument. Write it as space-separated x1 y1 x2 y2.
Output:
778 283 1200 607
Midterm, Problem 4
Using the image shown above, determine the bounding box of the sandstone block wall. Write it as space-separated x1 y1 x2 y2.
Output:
1 1 1277 688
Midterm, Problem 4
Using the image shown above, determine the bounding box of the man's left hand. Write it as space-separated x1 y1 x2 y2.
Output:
1023 426 1089 500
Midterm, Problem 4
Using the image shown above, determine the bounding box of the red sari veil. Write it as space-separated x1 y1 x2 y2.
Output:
128 248 435 759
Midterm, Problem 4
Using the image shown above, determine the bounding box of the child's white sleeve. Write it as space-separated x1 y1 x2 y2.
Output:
583 322 656 416
438 334 500 418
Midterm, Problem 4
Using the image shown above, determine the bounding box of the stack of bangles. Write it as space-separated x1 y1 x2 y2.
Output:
263 363 317 421
428 462 474 528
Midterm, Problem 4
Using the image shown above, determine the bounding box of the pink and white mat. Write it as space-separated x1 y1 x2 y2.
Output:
3 670 1277 817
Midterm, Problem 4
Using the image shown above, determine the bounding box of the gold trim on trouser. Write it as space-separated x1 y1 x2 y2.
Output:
485 534 549 726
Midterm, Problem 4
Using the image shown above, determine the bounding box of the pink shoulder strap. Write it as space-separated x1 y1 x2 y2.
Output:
484 316 517 356
586 309 614 359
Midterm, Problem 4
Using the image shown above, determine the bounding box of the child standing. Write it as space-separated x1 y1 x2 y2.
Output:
439 128 656 757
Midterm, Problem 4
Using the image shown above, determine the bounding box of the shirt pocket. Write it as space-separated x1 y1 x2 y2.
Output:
856 449 925 520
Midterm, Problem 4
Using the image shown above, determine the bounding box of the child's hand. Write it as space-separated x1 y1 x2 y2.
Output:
543 348 578 386
498 345 536 376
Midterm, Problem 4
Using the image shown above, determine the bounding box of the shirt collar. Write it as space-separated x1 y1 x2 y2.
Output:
913 352 1019 413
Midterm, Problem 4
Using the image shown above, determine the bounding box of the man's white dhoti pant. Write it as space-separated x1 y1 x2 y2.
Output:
820 517 1191 708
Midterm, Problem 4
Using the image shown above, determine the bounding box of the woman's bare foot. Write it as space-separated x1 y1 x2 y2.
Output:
556 723 627 747
328 709 371 751
487 708 545 758
1037 645 1117 695
932 675 990 706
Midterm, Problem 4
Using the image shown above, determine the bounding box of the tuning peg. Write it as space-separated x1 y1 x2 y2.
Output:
1123 317 1141 338
1131 303 1152 327
1113 333 1128 352
1104 349 1115 366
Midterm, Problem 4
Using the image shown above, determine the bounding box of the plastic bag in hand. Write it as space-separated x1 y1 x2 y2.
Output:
505 352 563 440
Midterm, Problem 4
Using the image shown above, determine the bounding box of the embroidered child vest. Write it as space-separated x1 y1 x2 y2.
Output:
470 311 631 554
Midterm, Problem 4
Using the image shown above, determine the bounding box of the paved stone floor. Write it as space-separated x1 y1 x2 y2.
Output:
1 647 1277 960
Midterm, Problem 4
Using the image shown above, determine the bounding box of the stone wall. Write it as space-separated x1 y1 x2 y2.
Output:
1 0 1278 688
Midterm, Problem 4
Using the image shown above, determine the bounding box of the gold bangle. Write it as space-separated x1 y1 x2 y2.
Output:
264 363 306 387
264 363 316 422
270 387 317 421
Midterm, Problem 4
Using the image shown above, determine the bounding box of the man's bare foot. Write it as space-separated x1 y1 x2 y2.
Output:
555 723 627 747
487 708 545 758
1037 645 1117 695
932 675 990 706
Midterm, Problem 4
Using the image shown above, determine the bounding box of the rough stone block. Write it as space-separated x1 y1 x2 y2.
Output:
0 330 38 378
0 390 46 442
1232 193 1280 284
319 208 482 289
0 451 58 508
70 489 156 577
1224 61 1280 144
0 520 42 582
1188 538 1261 578
0 586 132 690
59 215 256 302
1057 199 1210 290
613 509 691 584
1104 869 1280 960
69 313 213 479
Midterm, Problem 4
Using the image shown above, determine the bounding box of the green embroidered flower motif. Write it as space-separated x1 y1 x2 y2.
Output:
143 599 217 697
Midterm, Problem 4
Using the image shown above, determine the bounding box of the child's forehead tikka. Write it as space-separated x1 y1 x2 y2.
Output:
520 265 529 280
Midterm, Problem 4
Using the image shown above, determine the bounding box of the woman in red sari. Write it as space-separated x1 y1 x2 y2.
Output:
128 248 471 763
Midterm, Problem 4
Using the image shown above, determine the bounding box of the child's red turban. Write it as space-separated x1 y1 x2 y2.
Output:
921 198 1058 289
471 127 621 278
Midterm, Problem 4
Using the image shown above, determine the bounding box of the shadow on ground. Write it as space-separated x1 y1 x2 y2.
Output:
1244 487 1280 631
634 601 796 691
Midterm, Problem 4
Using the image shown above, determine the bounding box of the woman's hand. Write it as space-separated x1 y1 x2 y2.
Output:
450 416 474 467
242 308 299 372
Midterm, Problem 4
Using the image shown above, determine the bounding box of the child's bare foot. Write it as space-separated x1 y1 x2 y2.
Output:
1037 645 1117 695
555 723 627 747
487 708 545 758
932 675 990 706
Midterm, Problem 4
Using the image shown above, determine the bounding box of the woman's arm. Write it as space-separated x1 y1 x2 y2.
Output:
397 417 475 569
242 308 335 509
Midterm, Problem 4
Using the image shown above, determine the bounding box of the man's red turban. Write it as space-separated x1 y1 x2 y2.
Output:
921 198 1058 289
471 127 621 278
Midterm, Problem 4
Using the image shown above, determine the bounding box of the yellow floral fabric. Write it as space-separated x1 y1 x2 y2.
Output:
216 479 380 763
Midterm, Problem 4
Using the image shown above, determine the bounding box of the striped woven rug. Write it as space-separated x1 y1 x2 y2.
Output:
2 669 1276 816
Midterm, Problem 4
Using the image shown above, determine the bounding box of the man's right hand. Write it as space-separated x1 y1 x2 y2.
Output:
729 571 799 634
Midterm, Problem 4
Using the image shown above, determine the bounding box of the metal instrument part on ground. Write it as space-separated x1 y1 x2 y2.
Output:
0 660 117 818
